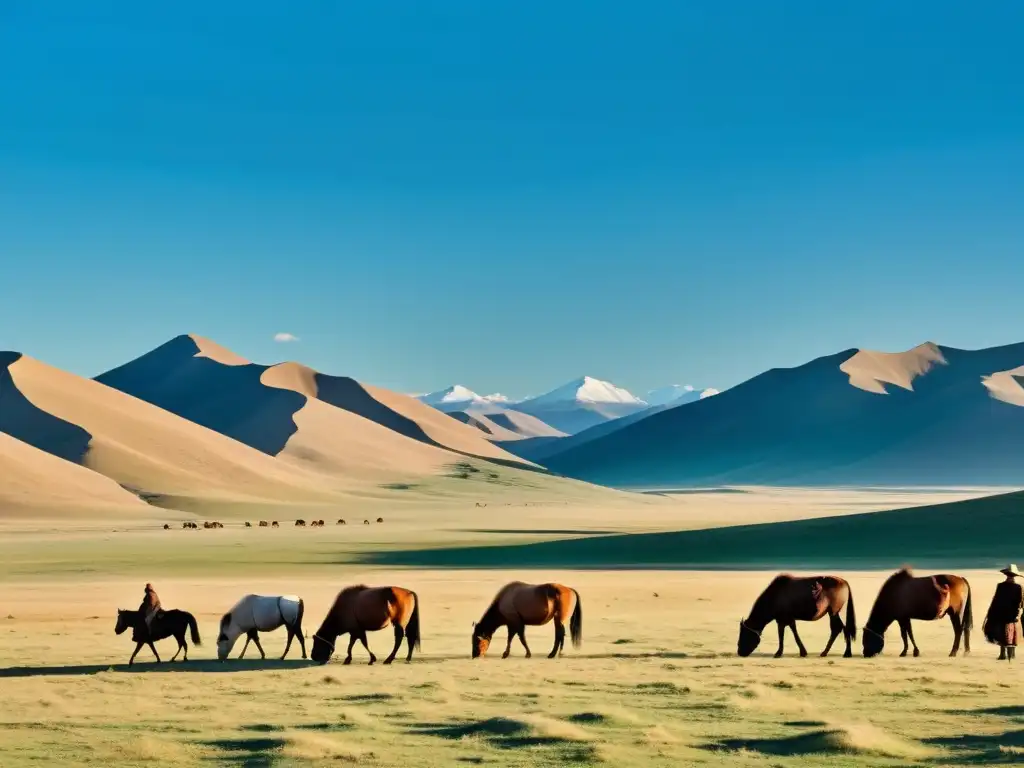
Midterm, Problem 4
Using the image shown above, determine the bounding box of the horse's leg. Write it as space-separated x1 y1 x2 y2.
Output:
129 642 144 666
548 621 564 659
898 619 910 657
250 632 267 660
821 614 843 657
517 627 532 658
170 633 184 662
384 625 404 665
773 621 786 658
789 622 808 658
358 631 376 665
148 641 161 662
948 609 963 658
296 626 307 659
905 620 921 657
999 646 1007 661
502 626 515 659
281 628 294 660
344 633 357 665
238 634 251 659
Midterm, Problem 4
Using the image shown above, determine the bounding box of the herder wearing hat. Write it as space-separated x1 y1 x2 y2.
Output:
983 564 1024 661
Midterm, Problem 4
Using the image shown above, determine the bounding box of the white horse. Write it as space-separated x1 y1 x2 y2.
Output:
217 594 307 660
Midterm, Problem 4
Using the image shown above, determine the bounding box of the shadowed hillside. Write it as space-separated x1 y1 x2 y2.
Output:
362 490 1024 570
96 335 537 477
547 342 1024 487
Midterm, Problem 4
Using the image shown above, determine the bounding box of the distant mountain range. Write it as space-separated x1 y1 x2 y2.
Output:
546 341 1024 488
419 376 717 437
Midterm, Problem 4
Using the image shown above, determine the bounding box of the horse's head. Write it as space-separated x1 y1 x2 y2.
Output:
737 617 761 657
216 613 236 660
311 632 335 664
862 624 885 657
471 622 491 659
114 609 131 635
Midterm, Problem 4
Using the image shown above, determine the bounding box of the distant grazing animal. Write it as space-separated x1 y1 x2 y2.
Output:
737 575 856 658
863 568 973 658
115 608 201 665
272 521 279 527
318 519 325 526
337 519 346 525
295 519 306 527
163 524 170 530
182 521 197 529
472 581 582 659
217 594 307 661
245 521 252 528
376 517 384 523
259 521 269 527
363 519 370 525
311 585 421 665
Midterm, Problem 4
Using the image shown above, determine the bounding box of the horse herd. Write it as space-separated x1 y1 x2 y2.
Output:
113 568 984 668
163 518 385 530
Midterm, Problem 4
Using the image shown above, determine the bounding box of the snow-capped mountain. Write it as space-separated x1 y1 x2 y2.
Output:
646 385 720 407
513 376 648 434
418 385 511 413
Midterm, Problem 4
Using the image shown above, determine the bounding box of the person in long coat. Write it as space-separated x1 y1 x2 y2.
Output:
137 583 163 636
984 564 1024 661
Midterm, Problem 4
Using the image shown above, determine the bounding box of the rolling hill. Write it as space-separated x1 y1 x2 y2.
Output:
546 341 1024 488
0 350 343 508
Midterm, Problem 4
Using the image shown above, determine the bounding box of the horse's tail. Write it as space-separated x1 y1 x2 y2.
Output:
296 598 306 634
569 589 583 649
187 612 202 646
962 578 974 633
845 583 857 641
406 591 422 652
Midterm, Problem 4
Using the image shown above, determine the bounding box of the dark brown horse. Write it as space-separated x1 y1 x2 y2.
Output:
862 568 973 658
310 585 421 665
115 608 201 665
737 574 856 658
472 581 582 659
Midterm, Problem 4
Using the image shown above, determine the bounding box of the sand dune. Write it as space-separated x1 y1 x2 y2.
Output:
95 335 537 483
0 351 341 507
448 407 567 443
548 341 1024 487
0 431 147 515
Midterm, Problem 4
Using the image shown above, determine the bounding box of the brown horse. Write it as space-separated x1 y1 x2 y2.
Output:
471 581 582 659
737 574 856 658
862 568 973 658
310 585 421 665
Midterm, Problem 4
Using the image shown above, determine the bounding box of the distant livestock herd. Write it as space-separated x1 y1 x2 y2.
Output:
163 518 385 530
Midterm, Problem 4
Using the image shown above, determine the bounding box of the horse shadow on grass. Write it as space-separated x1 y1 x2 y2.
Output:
410 718 597 762
0 659 314 679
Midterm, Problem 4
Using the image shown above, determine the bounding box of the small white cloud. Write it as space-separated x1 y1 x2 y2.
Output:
274 332 299 343
683 385 695 391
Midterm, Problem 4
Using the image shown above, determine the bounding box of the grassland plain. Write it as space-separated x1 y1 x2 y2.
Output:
1 488 1021 767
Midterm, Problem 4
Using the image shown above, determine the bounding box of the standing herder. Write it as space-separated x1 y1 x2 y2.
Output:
983 564 1024 661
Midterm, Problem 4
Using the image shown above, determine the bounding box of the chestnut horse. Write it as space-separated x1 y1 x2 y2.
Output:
471 581 582 659
310 585 420 665
737 574 856 658
862 568 973 658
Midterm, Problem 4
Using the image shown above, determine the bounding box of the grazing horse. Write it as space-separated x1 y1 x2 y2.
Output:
737 575 856 658
310 585 421 665
471 581 582 659
863 568 973 658
217 594 307 660
376 517 384 523
272 521 279 527
337 519 346 525
259 521 269 527
295 519 306 527
115 608 201 665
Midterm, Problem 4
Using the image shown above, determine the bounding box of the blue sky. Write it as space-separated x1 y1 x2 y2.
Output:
2 2 1022 398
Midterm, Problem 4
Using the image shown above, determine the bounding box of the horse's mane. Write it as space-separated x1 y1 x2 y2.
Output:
879 567 914 592
749 574 794 616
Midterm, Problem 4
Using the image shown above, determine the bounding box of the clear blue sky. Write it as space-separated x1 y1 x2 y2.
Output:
2 2 1022 398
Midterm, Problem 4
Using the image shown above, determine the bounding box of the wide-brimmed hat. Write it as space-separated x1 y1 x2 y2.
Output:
1001 564 1022 577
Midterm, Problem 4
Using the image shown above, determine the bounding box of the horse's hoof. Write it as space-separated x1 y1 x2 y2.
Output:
773 652 783 659
799 651 808 658
501 652 510 659
843 651 852 659
913 649 921 658
342 657 352 665
383 658 394 665
819 651 828 657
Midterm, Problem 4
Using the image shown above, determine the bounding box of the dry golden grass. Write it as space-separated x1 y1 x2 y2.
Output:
0 488 1019 766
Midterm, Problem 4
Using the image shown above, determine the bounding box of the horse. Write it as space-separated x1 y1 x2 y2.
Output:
163 524 170 530
310 585 421 665
259 521 269 527
737 574 856 658
862 568 973 658
471 581 582 659
115 608 201 665
245 521 252 528
217 594 307 660
295 519 306 527
376 517 384 523
337 519 346 525
272 521 279 527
